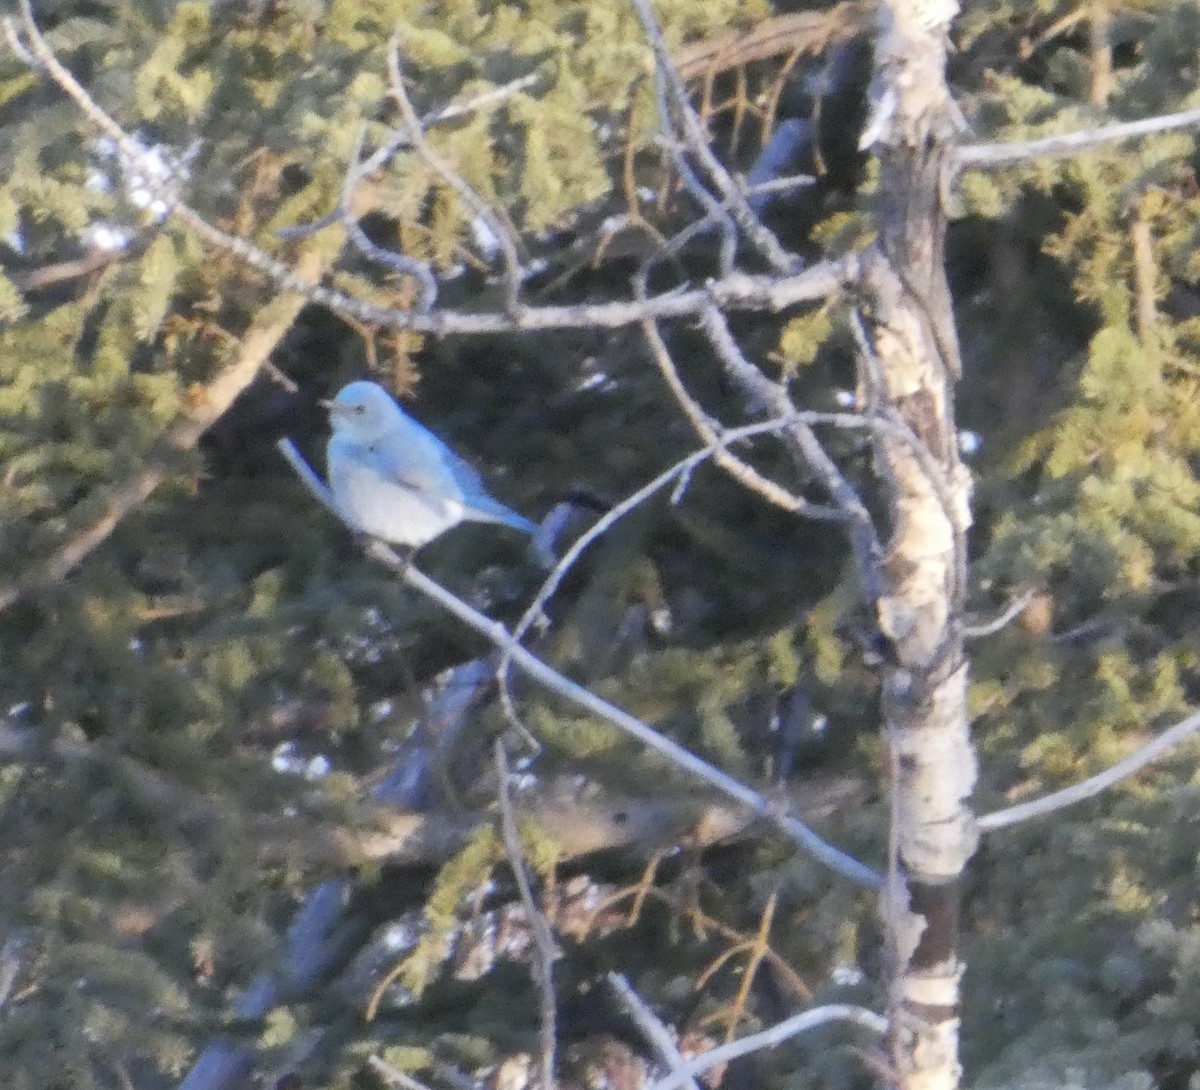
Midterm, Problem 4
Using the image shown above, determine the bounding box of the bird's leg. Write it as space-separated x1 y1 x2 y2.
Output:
362 535 416 573
391 543 417 573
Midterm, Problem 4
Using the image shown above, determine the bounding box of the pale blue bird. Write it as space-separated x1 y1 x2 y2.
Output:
322 380 537 551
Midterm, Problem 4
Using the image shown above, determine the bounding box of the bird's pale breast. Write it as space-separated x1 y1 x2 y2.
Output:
328 446 464 547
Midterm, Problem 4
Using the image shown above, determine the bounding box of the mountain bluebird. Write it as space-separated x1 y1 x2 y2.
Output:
323 380 537 550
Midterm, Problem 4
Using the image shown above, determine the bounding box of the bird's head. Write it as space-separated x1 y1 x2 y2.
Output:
322 381 402 443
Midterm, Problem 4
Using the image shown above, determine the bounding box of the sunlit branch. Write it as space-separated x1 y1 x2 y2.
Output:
977 709 1200 832
956 106 1200 170
962 587 1039 640
607 974 702 1090
3 4 849 337
276 439 882 890
645 1003 888 1090
0 244 337 616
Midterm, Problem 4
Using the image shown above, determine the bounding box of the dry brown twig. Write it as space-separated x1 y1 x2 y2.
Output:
583 880 812 1004
695 888 784 1042
672 4 873 82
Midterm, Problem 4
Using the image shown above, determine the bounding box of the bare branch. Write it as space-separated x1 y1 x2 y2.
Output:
645 1004 888 1090
977 709 1200 832
495 412 897 736
339 123 439 309
495 741 560 1090
962 587 1039 640
387 35 524 315
700 305 885 606
652 69 737 276
629 0 799 275
638 171 814 287
632 272 832 517
3 6 848 338
277 73 544 245
362 71 542 177
956 106 1200 170
503 412 886 670
277 440 881 889
607 974 702 1090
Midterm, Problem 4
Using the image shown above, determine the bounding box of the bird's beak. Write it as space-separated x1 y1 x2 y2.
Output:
318 398 335 410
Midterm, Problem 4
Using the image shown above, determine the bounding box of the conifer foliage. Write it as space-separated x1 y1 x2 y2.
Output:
0 1 1199 1089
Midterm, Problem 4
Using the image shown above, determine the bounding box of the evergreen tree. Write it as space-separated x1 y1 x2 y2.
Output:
0 1 1198 1089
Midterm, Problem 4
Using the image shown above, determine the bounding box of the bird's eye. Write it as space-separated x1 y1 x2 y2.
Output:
355 405 366 415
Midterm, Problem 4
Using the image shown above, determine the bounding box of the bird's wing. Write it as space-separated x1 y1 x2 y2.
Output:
366 415 536 533
364 428 465 505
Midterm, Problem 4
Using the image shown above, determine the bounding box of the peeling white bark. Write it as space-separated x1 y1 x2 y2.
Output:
860 0 977 1087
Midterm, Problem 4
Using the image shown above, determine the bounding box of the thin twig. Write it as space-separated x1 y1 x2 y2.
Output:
956 106 1200 170
977 709 1200 832
629 0 798 275
607 974 702 1090
638 170 814 285
632 273 830 518
362 72 542 177
701 306 885 609
503 412 886 666
644 1004 887 1090
277 73 544 243
962 587 1038 640
387 35 524 316
276 439 881 889
493 414 834 761
494 741 560 1089
367 1056 438 1090
339 122 439 308
653 69 737 276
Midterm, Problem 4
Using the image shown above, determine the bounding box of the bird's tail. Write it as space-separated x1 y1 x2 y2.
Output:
468 498 538 535
468 500 559 568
